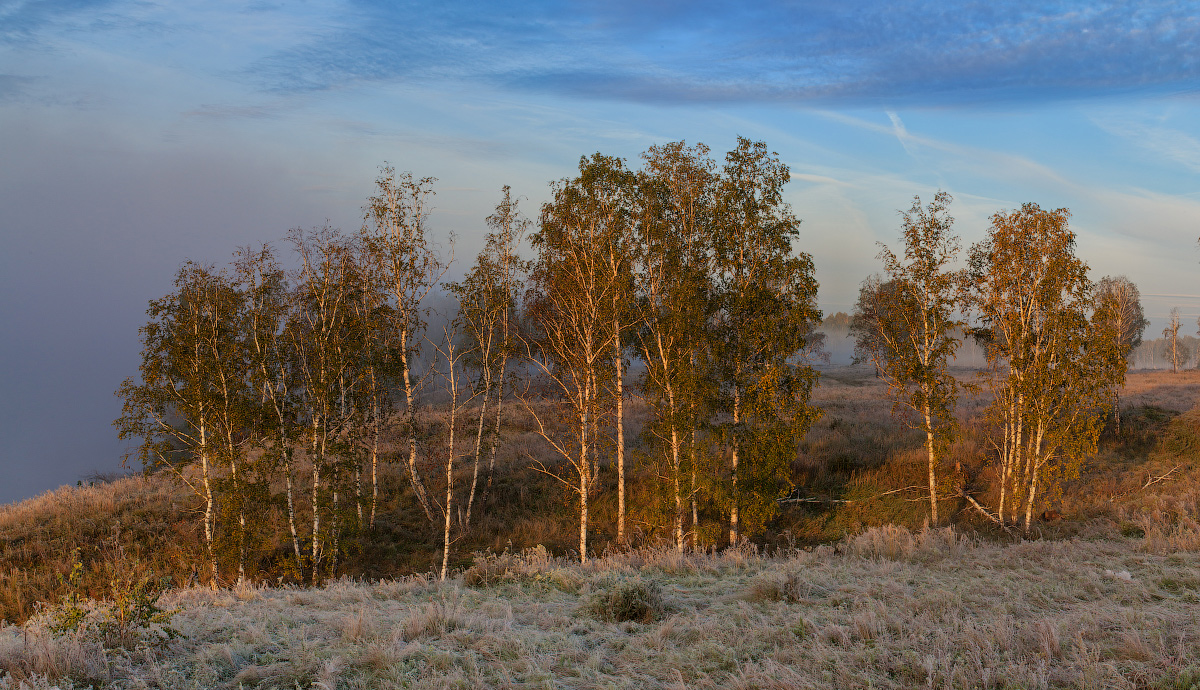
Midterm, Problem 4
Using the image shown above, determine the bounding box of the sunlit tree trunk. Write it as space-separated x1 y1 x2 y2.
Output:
199 416 218 588
729 384 740 545
615 316 625 546
399 338 434 521
923 402 938 526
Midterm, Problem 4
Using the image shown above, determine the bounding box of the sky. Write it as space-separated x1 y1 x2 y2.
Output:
2 0 1199 505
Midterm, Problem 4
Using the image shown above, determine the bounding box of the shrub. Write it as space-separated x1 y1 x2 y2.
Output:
581 576 665 623
461 546 581 592
748 570 815 603
1121 522 1146 538
1134 495 1200 554
39 552 179 651
1154 667 1200 690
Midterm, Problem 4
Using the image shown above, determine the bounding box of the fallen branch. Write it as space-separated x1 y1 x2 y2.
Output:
779 485 925 505
1143 465 1181 490
1110 464 1184 500
958 490 1016 536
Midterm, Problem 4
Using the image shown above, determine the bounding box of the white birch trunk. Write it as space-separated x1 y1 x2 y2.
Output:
370 394 379 529
282 445 302 569
400 330 434 521
729 384 740 546
923 402 938 526
465 375 488 527
483 354 507 505
615 317 625 546
199 416 218 589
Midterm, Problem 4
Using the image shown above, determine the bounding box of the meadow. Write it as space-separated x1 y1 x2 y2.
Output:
2 366 1200 688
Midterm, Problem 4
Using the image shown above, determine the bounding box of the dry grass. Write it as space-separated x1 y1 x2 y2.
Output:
1119 369 1200 413
780 367 1200 545
4 532 1200 688
0 476 199 625
6 367 1200 686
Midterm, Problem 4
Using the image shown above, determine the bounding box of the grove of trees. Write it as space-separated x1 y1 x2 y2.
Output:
117 138 1145 586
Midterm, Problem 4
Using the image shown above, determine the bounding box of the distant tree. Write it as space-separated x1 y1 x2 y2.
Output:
711 137 821 543
851 277 903 377
967 204 1125 531
1163 308 1186 374
822 312 852 330
1095 276 1149 354
850 192 964 525
1093 275 1149 431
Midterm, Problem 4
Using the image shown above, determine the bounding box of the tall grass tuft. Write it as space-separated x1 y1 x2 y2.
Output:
1135 494 1200 554
847 524 973 561
580 575 665 623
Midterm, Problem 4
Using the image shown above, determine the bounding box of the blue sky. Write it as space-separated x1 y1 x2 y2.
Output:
2 0 1199 503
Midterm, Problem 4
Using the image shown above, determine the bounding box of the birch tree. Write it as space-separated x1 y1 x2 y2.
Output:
1093 275 1148 432
850 192 964 525
116 262 241 587
967 203 1124 531
635 141 716 551
427 325 477 580
1163 308 1186 373
361 166 446 522
446 187 530 528
235 245 305 571
348 249 395 531
524 154 631 562
711 137 821 543
288 226 361 583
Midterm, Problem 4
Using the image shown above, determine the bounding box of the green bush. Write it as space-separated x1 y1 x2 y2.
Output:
42 551 180 650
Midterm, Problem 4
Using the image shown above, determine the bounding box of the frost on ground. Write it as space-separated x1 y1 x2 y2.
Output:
3 527 1200 689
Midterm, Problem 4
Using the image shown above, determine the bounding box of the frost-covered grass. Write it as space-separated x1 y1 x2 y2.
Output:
4 528 1200 689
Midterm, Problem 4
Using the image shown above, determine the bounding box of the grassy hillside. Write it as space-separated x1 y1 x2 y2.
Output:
4 529 1200 688
2 367 1199 687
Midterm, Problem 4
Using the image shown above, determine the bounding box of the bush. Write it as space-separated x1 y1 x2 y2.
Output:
581 576 665 623
1153 667 1200 690
748 569 817 603
40 552 180 651
461 546 581 592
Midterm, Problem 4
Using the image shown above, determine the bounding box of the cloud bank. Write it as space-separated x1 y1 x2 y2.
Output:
4 0 1198 106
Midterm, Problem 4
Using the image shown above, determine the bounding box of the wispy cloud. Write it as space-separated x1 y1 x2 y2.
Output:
94 0 1192 106
885 110 915 156
182 103 286 121
1091 111 1200 173
0 0 116 40
5 1 1197 106
819 110 1073 190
